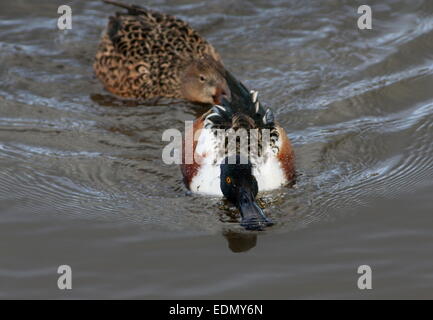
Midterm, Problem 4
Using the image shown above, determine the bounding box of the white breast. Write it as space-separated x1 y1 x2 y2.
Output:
189 128 224 195
189 128 287 196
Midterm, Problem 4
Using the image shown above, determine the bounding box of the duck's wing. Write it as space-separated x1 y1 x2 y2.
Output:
102 0 222 63
204 91 275 130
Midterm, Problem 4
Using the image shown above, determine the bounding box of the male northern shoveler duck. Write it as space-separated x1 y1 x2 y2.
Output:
94 0 230 105
181 74 295 230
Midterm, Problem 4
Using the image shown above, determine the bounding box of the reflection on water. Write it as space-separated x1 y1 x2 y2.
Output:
223 230 258 253
0 0 433 298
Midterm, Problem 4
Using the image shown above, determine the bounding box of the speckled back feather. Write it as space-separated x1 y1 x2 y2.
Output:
204 83 276 131
94 0 222 100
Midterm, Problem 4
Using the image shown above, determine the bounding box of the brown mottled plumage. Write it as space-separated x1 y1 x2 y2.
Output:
94 0 230 104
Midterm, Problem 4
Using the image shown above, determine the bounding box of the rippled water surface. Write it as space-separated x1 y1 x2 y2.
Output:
1 0 433 299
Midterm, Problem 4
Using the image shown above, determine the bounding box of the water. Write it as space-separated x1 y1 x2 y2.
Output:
1 0 432 299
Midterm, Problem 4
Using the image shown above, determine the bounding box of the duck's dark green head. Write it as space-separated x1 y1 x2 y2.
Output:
220 155 273 231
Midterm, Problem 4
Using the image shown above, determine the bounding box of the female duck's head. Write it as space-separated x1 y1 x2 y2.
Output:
220 155 273 230
180 55 231 105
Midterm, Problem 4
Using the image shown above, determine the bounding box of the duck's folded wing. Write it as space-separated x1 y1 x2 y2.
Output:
104 1 222 63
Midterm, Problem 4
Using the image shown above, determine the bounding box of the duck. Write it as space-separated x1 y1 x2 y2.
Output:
94 0 230 105
180 73 295 230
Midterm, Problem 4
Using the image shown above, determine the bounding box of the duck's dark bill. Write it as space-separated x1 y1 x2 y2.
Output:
238 190 273 231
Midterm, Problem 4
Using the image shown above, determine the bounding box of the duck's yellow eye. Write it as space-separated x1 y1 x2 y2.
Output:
225 176 232 184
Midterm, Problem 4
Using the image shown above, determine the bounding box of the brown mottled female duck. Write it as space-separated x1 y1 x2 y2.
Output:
181 79 295 230
94 0 230 104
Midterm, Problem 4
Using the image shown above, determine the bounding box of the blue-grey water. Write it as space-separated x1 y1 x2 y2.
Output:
0 0 432 299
